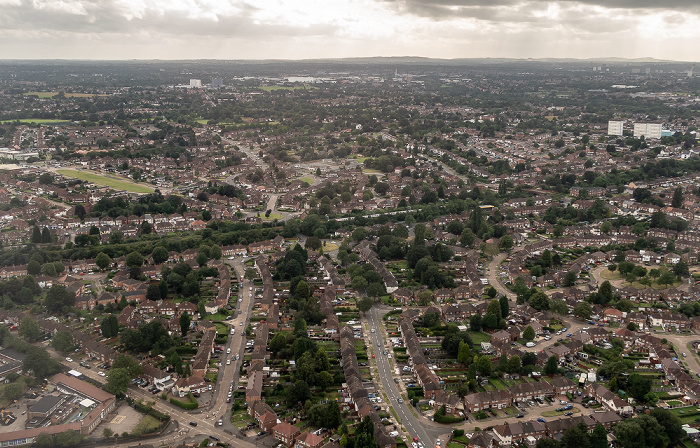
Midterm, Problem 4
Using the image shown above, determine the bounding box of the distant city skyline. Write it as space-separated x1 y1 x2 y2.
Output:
0 0 698 61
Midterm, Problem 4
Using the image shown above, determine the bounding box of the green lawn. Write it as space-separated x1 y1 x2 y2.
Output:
57 169 154 193
468 331 490 344
297 176 314 184
1 118 70 124
261 213 284 221
130 415 162 435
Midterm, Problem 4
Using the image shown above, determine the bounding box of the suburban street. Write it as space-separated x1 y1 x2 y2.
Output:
367 306 447 446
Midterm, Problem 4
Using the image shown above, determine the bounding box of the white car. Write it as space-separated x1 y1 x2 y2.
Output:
65 357 73 362
98 371 106 377
226 359 231 365
240 322 243 326
227 348 231 354
526 342 535 347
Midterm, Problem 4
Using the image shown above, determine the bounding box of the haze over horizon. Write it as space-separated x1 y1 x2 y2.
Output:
0 0 699 62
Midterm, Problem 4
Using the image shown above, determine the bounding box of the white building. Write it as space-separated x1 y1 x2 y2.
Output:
607 120 624 136
189 79 202 88
633 122 662 139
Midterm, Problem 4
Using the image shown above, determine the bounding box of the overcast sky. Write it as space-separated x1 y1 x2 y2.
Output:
0 0 698 61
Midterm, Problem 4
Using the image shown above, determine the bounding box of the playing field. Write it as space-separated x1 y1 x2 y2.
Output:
57 169 154 193
1 118 69 125
24 92 106 98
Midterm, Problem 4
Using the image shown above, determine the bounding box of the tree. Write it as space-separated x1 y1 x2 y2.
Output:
95 252 110 271
528 290 550 311
561 422 591 448
112 354 143 378
627 373 652 401
507 355 522 373
469 314 482 332
269 333 286 356
357 297 374 312
152 246 169 264
573 301 592 320
417 290 434 306
244 268 257 281
126 251 143 270
27 259 41 276
354 416 379 448
103 428 114 438
649 408 684 447
486 299 502 321
146 283 161 301
101 315 119 338
104 368 130 396
499 235 513 251
23 347 62 379
4 382 23 401
563 271 577 287
523 325 535 341
544 356 559 375
457 340 471 364
74 204 86 220
658 271 676 287
19 316 41 342
535 440 561 448
45 284 75 313
51 330 75 354
671 186 683 208
499 296 509 319
590 424 607 448
476 355 492 376
673 261 689 279
366 282 384 298
614 414 667 448
286 380 310 407
31 226 42 243
179 312 191 337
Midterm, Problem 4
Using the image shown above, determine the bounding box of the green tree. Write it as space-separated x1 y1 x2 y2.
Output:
27 259 41 276
126 251 143 269
671 186 683 208
528 290 550 311
499 234 513 251
649 408 684 447
45 284 75 313
3 382 23 401
476 355 492 376
23 346 62 379
523 325 535 341
658 271 676 287
180 312 191 337
146 283 161 301
457 340 471 364
245 268 257 281
614 414 667 448
357 296 374 312
101 315 119 338
573 301 592 320
673 261 690 279
561 422 591 448
112 354 143 378
354 416 379 448
96 252 111 270
544 356 559 375
499 295 509 319
417 290 434 306
31 226 42 243
590 424 607 448
486 299 502 321
563 271 577 287
507 355 522 373
269 333 286 356
627 373 652 401
51 330 75 354
469 314 482 332
152 246 169 264
104 368 130 395
19 316 41 342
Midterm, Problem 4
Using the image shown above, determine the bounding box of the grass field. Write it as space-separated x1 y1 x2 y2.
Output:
130 415 162 436
297 176 314 184
24 91 106 98
1 118 69 124
261 213 284 222
57 169 154 193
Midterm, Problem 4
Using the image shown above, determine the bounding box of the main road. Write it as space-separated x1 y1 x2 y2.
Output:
367 307 447 447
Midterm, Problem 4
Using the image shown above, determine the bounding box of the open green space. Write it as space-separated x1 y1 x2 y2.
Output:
57 169 154 193
24 91 106 98
130 415 162 435
541 407 581 417
297 176 314 184
261 213 284 222
256 86 316 91
1 118 70 124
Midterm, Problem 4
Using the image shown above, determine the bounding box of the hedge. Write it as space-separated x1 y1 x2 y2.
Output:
170 392 198 410
434 413 463 424
130 399 170 421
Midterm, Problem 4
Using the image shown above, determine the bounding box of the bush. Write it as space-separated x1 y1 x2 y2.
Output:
169 392 198 410
453 429 465 438
434 413 463 424
130 398 170 421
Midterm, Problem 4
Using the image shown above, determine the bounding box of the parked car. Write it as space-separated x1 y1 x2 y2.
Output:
189 421 197 427
537 418 546 423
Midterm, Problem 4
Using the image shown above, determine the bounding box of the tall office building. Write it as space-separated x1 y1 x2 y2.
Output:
633 123 662 139
211 78 223 88
607 120 624 136
189 79 202 88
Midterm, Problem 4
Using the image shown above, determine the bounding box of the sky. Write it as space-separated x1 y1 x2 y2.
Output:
0 0 699 61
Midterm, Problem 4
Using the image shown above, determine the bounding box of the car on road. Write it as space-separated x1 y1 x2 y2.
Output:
210 435 220 441
226 359 231 365
226 348 231 354
564 412 573 416
217 419 223 426
189 421 197 427
413 438 418 442
240 322 243 326
516 414 524 418
397 398 403 403
537 418 546 423
98 371 106 377
377 342 381 347
526 342 535 347
371 329 376 333
65 357 73 362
